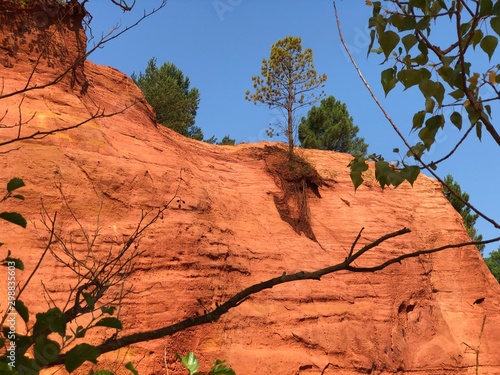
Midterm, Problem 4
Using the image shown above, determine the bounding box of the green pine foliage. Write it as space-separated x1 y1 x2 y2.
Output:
443 174 484 253
298 95 368 155
484 248 500 283
218 135 236 145
245 36 327 155
132 57 200 138
203 135 236 145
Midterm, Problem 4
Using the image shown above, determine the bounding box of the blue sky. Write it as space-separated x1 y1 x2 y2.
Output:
84 1 499 256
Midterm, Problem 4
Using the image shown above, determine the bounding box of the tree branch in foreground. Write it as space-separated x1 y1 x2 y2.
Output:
46 227 500 367
333 2 500 232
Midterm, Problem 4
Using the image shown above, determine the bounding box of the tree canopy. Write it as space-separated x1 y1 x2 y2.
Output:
298 95 368 155
345 1 500 195
245 36 327 155
132 57 200 138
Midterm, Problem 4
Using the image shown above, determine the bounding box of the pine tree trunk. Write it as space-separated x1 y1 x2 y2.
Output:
287 94 294 157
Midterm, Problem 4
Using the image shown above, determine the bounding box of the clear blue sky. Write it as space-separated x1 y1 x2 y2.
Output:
84 1 499 256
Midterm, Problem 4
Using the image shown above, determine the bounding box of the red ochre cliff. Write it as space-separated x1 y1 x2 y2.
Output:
0 1 499 374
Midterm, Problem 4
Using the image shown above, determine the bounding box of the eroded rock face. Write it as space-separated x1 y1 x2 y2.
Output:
0 3 499 375
0 0 87 90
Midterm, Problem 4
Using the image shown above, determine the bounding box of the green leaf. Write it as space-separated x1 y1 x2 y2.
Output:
466 104 481 125
442 56 456 67
460 21 472 36
416 15 431 30
125 362 139 375
12 194 24 200
379 30 400 59
413 53 429 65
494 0 500 16
491 17 500 37
476 121 482 141
412 111 426 130
82 292 95 310
480 35 498 61
33 307 66 337
34 336 60 365
2 253 24 270
374 161 396 189
0 212 27 228
381 67 397 96
425 97 435 113
65 344 99 373
101 306 116 315
401 16 416 31
406 142 426 158
94 317 123 330
367 29 376 57
176 352 200 375
403 68 430 90
450 111 463 130
433 82 445 106
91 371 114 375
212 359 236 375
6 178 25 193
419 79 436 98
471 29 484 49
418 115 443 150
15 300 29 323
480 0 493 16
348 155 369 191
389 13 404 29
485 104 492 117
402 34 417 53
400 166 420 186
374 161 389 187
449 88 465 100
0 361 17 373
75 325 86 338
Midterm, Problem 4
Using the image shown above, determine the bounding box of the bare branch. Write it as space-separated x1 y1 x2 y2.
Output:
0 99 140 148
46 227 500 366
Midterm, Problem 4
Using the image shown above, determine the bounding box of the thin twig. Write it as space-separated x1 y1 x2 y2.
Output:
0 212 57 328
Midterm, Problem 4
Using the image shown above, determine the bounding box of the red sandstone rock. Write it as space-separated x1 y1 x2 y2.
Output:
0 2 499 374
